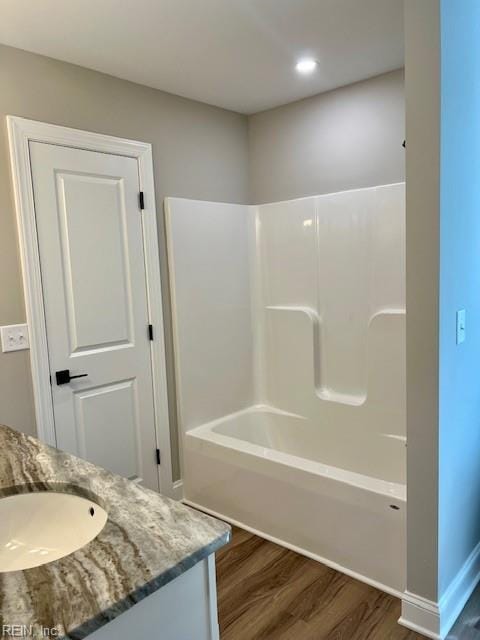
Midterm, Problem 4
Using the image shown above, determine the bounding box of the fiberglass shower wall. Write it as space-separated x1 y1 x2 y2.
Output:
165 198 256 433
253 183 406 479
166 183 406 480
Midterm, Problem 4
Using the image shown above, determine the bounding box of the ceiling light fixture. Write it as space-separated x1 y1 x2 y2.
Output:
295 58 318 74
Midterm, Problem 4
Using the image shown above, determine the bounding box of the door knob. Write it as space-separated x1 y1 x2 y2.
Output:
55 369 88 385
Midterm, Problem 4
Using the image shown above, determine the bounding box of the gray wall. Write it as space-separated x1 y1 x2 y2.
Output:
0 44 249 480
403 0 480 622
404 0 440 603
248 69 405 204
439 0 480 599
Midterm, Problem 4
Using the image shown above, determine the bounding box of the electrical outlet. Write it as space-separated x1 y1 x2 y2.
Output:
456 309 466 345
0 324 29 352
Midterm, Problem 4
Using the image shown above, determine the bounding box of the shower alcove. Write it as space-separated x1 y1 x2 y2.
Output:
165 182 406 594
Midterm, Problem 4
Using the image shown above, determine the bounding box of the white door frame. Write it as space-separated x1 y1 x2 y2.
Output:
7 115 174 497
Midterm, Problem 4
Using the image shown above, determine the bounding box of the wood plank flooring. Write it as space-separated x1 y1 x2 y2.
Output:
216 527 426 640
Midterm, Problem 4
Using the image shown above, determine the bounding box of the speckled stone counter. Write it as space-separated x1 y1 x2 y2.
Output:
0 425 230 639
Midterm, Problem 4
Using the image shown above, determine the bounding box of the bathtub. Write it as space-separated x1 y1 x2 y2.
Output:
183 405 406 596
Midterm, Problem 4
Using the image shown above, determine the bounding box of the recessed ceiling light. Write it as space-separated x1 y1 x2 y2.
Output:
295 58 318 74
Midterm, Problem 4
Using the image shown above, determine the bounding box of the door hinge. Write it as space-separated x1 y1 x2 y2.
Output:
139 191 145 210
156 448 161 465
148 324 154 340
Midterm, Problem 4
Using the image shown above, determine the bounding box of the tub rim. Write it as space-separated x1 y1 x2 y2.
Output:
186 404 406 501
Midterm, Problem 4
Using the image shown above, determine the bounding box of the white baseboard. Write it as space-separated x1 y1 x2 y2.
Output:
399 592 441 639
438 539 480 636
399 540 480 639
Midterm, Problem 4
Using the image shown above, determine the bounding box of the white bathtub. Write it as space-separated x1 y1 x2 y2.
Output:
167 188 406 597
183 405 406 596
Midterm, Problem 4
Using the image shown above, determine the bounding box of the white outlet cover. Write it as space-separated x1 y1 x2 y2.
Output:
0 324 30 352
456 309 466 345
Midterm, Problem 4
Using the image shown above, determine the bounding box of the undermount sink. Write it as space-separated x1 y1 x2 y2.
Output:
0 491 108 572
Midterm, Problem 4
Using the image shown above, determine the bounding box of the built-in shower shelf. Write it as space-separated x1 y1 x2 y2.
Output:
369 308 405 324
266 305 405 323
265 305 319 319
316 388 366 406
264 305 405 408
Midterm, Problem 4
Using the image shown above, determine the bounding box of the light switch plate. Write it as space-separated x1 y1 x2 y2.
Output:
0 323 30 352
456 309 466 345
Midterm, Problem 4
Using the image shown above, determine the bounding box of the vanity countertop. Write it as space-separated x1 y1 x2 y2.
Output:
0 425 230 639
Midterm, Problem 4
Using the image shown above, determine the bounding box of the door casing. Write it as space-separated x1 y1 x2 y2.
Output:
7 115 175 498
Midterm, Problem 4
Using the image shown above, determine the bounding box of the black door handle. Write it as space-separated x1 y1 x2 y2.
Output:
55 369 88 385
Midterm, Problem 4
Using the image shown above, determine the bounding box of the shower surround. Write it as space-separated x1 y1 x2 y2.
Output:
165 183 406 594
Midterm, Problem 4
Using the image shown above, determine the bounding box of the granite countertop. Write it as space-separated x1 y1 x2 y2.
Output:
0 425 230 639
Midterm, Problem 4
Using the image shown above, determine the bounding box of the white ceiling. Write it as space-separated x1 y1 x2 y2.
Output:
0 0 404 114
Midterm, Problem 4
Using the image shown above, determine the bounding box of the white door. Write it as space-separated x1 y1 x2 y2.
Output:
29 141 159 491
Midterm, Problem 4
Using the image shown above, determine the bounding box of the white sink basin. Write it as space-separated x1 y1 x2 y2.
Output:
0 491 108 572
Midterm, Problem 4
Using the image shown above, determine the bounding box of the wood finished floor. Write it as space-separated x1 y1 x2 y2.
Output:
216 527 426 640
